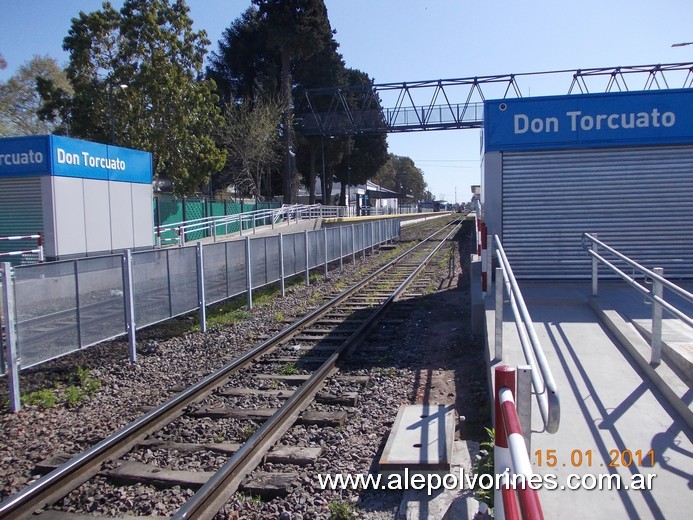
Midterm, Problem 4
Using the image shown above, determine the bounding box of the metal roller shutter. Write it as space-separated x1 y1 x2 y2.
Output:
0 177 44 256
502 145 693 279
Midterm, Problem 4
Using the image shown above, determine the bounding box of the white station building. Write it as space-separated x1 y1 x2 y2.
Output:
481 88 693 279
0 135 153 260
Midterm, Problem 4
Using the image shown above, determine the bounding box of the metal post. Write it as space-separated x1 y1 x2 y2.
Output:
305 230 310 286
351 224 356 264
196 242 207 333
37 232 44 262
516 365 532 452
651 267 664 365
245 237 253 310
1 262 21 412
591 233 598 296
122 250 137 363
339 226 343 271
74 260 83 348
324 227 328 278
495 266 504 360
362 223 366 260
279 234 285 298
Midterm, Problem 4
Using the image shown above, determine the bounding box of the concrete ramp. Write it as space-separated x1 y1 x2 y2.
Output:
484 282 693 519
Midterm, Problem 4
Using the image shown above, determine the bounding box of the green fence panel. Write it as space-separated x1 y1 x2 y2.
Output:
152 196 282 244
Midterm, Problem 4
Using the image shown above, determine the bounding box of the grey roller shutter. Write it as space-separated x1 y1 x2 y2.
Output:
501 145 693 279
0 177 44 256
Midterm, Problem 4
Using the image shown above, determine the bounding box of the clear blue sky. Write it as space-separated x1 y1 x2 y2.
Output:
1 0 692 202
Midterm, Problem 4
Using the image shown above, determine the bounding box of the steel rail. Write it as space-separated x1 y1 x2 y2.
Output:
0 219 458 519
174 220 463 519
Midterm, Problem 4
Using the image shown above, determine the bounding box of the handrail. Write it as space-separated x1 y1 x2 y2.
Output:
494 235 560 434
581 232 693 364
155 204 345 247
582 233 693 325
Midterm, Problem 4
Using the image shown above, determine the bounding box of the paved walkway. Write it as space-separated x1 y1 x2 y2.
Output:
485 281 692 519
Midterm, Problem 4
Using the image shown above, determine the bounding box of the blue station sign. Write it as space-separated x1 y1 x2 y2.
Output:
484 89 693 152
0 135 152 183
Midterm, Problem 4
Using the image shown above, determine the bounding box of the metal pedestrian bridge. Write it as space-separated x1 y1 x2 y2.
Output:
296 62 693 136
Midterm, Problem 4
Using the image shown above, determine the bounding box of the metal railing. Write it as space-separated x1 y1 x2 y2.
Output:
582 233 693 365
493 235 560 434
155 204 345 247
0 234 44 264
1 219 400 412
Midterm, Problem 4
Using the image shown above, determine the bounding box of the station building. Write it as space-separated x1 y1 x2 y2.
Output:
481 88 693 279
0 135 153 260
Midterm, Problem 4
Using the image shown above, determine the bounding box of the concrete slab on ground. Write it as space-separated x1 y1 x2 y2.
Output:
380 404 457 474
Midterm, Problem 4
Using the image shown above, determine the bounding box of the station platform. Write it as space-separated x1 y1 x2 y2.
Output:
484 281 692 519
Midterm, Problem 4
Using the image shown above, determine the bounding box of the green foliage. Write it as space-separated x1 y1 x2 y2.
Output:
372 154 427 202
238 492 263 506
74 366 102 396
0 55 72 137
238 422 258 442
41 0 226 194
21 388 58 408
473 427 495 508
279 362 299 375
374 367 396 377
309 274 325 284
20 366 101 409
64 385 83 405
328 501 357 520
201 306 252 331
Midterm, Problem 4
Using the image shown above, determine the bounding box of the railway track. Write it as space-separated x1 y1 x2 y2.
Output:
0 218 463 519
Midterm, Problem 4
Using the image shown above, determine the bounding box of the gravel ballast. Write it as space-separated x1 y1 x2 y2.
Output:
0 219 489 518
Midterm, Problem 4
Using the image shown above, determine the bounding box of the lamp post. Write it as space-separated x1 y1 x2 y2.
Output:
320 135 326 205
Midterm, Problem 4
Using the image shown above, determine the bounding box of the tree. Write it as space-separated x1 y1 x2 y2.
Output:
207 7 278 104
252 0 340 203
0 53 7 69
39 0 226 195
332 69 389 205
0 55 72 137
373 154 427 201
216 96 283 199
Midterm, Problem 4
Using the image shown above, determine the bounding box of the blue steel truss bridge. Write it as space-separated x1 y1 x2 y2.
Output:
296 62 693 136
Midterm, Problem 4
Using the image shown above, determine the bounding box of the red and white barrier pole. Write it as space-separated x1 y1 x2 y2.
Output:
481 221 488 295
494 365 515 520
477 217 482 256
495 365 544 520
500 388 544 520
